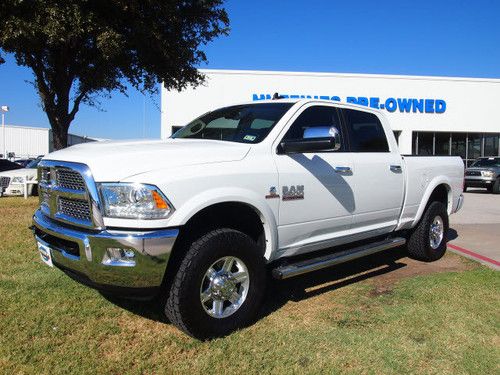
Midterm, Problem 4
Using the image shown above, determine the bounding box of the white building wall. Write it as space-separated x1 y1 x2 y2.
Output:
0 125 97 159
67 133 95 147
1 125 50 158
161 69 500 155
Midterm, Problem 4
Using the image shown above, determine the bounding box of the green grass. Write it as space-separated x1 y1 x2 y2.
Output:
1 197 499 374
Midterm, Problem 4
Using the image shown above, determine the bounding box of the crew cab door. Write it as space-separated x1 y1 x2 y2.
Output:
273 104 355 257
341 108 405 234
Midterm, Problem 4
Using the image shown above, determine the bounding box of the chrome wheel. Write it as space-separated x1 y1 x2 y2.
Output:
429 215 444 249
200 256 250 319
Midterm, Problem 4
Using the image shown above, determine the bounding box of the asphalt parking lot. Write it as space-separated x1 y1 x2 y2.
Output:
449 189 500 270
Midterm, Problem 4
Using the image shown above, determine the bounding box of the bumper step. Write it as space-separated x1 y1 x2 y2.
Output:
272 237 407 279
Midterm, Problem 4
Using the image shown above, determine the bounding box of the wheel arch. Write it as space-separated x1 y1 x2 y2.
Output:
168 187 278 258
412 179 452 227
177 201 268 253
160 197 275 295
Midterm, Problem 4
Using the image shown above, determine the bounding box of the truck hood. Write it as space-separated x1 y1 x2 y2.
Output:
466 167 497 172
44 139 251 181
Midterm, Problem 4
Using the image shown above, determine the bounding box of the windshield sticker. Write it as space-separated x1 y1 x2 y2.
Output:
243 135 256 142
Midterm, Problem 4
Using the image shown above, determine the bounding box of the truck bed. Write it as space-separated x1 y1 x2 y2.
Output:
398 155 464 230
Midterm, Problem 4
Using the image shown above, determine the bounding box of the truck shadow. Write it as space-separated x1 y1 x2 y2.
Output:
258 248 407 319
291 154 356 213
448 228 458 241
101 247 409 325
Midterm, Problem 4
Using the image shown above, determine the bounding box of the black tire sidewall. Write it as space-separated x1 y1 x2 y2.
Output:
408 201 449 262
169 229 266 339
492 178 500 194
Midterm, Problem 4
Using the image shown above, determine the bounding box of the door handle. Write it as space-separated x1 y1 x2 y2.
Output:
334 166 352 173
390 165 402 173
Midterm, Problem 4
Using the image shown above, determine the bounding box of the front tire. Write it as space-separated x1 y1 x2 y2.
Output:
165 228 266 339
492 178 500 194
407 201 449 262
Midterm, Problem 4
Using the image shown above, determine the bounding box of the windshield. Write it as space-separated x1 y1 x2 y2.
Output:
172 103 294 143
26 158 42 169
470 158 500 168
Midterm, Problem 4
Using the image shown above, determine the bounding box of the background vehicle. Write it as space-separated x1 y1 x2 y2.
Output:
14 158 36 167
464 157 500 194
0 159 24 194
32 100 464 339
0 158 42 196
0 159 23 172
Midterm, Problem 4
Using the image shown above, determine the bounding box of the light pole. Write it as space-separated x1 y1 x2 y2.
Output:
1 105 9 159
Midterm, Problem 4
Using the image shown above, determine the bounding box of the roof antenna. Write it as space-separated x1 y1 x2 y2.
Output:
272 92 285 100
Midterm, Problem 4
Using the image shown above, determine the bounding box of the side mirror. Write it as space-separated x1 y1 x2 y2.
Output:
278 126 342 154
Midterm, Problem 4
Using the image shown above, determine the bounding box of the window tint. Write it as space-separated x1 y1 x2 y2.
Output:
412 131 500 165
206 117 238 129
283 106 344 149
484 134 499 156
471 158 500 167
418 132 434 155
172 103 293 143
467 133 482 160
435 132 451 155
343 109 389 152
393 131 401 145
451 133 466 159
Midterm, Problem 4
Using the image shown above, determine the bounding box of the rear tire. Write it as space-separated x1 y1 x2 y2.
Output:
492 178 500 194
164 228 266 339
407 201 448 262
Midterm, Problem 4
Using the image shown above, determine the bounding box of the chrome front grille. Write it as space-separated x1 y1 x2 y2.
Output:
41 167 50 183
465 170 481 176
58 197 91 221
56 168 86 191
37 160 104 229
0 176 10 189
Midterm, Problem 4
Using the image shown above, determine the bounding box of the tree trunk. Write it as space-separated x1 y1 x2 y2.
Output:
51 121 70 150
32 63 78 151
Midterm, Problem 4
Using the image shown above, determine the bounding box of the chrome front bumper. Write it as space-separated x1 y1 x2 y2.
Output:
32 209 178 295
465 177 495 187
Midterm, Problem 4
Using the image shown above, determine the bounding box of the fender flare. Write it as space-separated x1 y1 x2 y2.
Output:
167 187 278 260
411 176 452 227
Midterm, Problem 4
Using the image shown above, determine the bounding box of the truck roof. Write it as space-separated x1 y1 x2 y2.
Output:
233 98 382 113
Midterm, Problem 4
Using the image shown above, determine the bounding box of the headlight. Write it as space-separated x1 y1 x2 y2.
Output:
482 171 494 177
98 183 174 219
11 176 25 184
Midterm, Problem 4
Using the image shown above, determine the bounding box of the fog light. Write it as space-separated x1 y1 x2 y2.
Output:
102 247 136 266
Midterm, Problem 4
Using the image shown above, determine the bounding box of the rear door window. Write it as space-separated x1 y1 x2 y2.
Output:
342 109 389 152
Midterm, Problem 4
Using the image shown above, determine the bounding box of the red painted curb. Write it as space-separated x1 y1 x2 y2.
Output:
448 243 500 267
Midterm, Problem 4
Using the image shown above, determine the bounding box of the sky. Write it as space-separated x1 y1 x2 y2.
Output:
0 0 499 139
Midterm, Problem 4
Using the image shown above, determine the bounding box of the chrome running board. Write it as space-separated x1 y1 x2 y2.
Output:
272 237 406 280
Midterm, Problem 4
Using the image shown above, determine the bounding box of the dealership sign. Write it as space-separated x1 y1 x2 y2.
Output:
252 93 446 113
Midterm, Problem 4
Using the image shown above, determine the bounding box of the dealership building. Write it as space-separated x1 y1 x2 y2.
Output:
162 69 500 166
0 124 96 160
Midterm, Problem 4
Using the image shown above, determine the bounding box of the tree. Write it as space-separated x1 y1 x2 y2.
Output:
0 0 229 149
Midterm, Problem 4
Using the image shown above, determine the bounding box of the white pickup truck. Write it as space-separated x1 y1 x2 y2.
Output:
32 99 464 339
